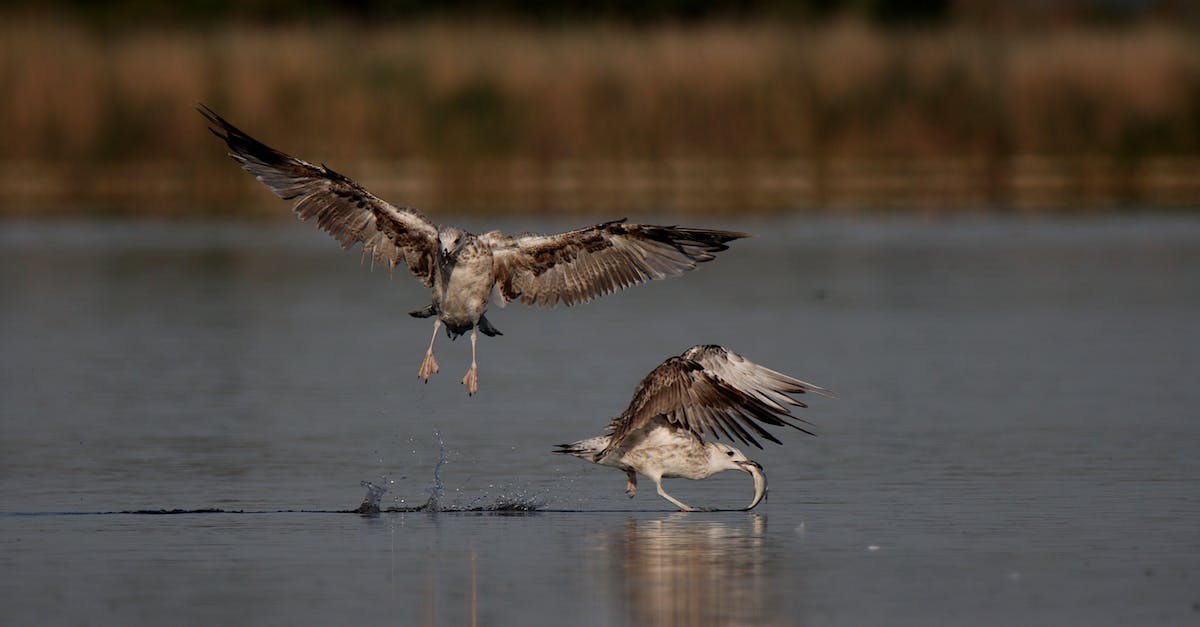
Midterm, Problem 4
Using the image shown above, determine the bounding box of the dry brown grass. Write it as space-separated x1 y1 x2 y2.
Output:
1 17 1197 214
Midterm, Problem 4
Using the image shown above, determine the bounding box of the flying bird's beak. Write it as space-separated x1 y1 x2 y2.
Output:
735 460 767 511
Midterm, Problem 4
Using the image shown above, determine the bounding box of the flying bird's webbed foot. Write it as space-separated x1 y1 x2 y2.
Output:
625 471 637 498
419 319 442 382
462 365 478 396
418 351 439 381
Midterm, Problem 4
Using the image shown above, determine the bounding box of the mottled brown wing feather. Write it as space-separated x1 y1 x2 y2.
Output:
683 344 833 410
602 347 828 455
483 219 748 308
199 104 439 286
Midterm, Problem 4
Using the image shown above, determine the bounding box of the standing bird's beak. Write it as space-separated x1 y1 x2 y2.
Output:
735 460 767 510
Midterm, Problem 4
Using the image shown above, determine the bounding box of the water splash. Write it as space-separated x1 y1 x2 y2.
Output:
419 430 448 511
483 489 547 512
355 480 388 515
360 430 548 513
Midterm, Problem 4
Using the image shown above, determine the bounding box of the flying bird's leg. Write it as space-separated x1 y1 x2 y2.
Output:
418 319 441 382
625 471 637 498
653 477 705 512
461 327 479 395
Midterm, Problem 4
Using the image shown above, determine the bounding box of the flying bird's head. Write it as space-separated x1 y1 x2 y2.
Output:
710 442 768 511
438 227 468 259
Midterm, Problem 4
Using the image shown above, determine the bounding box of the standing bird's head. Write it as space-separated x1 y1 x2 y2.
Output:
709 442 768 510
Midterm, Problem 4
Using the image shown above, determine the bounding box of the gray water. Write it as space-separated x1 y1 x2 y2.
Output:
2 214 1198 625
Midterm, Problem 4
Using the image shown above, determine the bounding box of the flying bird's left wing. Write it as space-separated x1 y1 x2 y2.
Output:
483 219 748 308
602 347 822 455
199 104 440 286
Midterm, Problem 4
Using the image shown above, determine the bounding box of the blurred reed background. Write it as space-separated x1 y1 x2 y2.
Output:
2 0 1198 215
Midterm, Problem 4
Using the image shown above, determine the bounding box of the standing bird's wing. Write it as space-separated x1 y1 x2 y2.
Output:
603 346 829 455
199 104 440 286
683 344 833 412
482 219 748 308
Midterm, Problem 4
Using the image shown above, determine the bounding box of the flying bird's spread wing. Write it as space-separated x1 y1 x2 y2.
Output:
483 220 748 308
199 104 440 285
604 345 830 454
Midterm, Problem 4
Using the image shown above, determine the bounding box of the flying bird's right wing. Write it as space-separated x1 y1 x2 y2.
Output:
199 104 440 286
483 219 748 308
603 347 826 455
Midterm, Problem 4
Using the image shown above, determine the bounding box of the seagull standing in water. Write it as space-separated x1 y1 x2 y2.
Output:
556 345 831 511
199 105 748 395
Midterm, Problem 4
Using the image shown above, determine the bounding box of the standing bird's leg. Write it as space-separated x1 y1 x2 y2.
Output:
418 319 441 381
625 471 638 498
461 326 479 396
653 476 704 512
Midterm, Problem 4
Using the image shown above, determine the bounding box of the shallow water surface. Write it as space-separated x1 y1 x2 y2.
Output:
2 215 1198 625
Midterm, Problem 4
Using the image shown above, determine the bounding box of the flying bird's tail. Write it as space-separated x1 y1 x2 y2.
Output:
477 315 503 337
409 304 437 318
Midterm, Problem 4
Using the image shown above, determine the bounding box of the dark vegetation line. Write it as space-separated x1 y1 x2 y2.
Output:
2 2 1198 213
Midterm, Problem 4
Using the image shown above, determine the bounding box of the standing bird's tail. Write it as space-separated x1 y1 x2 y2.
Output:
553 436 611 462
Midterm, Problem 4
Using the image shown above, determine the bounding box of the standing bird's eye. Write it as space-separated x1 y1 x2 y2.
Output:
726 451 734 457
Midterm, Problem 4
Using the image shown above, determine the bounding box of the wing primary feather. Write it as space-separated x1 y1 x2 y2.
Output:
489 221 748 308
600 345 833 457
199 104 439 286
721 412 759 447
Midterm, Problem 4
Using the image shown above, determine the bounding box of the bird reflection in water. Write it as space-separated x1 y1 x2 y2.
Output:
589 514 778 626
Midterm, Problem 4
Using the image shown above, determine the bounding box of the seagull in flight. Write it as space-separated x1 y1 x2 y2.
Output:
199 105 748 395
555 345 831 511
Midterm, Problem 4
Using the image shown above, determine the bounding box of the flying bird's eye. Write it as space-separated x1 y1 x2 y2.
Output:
726 451 734 457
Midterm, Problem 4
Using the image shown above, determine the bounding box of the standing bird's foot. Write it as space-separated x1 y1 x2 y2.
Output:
462 365 478 396
656 479 705 512
418 351 439 382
